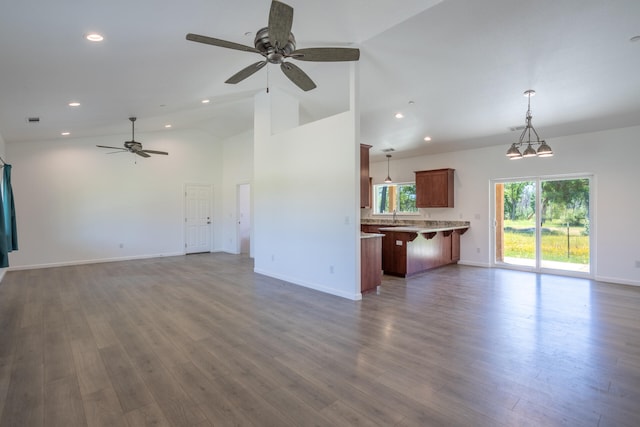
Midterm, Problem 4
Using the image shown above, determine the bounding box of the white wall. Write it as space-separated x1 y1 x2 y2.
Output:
365 125 640 286
253 90 361 300
7 128 223 268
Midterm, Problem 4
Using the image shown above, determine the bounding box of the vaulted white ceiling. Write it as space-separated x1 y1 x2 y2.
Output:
1 0 639 161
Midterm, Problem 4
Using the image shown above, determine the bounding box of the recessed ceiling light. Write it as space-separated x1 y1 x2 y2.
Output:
68 102 81 107
164 124 172 128
395 112 404 119
630 35 640 43
61 132 70 136
408 101 415 105
85 33 104 42
424 136 432 142
202 99 210 104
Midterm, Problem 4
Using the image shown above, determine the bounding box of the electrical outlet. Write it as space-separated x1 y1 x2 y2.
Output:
476 247 480 254
635 260 640 268
119 243 124 248
329 265 334 274
271 254 275 262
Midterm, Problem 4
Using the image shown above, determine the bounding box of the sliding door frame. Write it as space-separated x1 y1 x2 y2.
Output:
491 173 595 279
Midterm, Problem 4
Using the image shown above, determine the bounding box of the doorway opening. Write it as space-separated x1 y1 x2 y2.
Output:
237 183 251 256
493 175 592 276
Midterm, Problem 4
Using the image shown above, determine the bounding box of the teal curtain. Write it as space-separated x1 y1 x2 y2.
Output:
0 164 17 267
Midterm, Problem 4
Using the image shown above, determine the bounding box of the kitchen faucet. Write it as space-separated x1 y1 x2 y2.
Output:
392 210 397 223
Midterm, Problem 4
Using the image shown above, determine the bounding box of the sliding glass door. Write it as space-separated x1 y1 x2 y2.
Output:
495 180 537 268
539 178 590 272
494 176 592 276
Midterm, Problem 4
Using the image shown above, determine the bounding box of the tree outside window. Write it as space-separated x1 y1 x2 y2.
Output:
373 183 418 214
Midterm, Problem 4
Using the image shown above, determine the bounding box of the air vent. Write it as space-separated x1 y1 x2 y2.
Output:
27 117 40 123
381 148 395 153
509 125 525 132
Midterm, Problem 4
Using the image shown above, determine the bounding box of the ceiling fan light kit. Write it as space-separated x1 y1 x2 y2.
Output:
96 117 168 158
186 0 360 91
506 90 553 160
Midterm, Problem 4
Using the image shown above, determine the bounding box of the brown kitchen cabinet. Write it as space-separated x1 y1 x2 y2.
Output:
360 144 372 208
361 224 382 234
379 227 467 277
451 229 461 262
361 234 382 293
415 168 455 208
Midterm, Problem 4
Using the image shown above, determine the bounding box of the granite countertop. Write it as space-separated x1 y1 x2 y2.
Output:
362 218 470 228
377 225 469 233
360 232 385 239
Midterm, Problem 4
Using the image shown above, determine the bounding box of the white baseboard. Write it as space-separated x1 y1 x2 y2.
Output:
457 260 492 268
595 275 640 287
7 253 636 293
253 267 362 301
7 252 185 271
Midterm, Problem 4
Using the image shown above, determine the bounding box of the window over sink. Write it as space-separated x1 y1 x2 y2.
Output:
373 183 418 215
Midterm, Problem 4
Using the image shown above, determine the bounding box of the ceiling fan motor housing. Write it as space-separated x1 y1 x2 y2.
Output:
254 27 296 64
124 141 142 151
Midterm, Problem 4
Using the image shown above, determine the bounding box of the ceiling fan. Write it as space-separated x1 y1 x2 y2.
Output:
96 117 168 158
186 0 360 91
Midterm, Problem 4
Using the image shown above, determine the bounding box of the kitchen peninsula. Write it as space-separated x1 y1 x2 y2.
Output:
361 219 470 277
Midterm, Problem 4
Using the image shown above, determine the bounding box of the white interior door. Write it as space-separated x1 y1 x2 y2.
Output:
184 184 212 254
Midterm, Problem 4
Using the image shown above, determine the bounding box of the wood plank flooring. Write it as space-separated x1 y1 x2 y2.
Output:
1 253 639 426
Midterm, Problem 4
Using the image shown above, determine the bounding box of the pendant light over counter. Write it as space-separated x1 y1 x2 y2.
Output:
384 154 392 183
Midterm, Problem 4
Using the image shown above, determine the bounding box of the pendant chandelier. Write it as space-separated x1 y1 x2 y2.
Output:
384 154 392 183
506 90 553 159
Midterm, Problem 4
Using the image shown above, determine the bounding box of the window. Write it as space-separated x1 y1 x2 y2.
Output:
373 183 418 215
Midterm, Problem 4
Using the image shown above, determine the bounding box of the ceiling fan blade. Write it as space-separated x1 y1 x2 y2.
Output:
142 150 168 155
225 61 267 84
135 151 151 158
268 1 294 49
289 47 360 62
97 145 126 150
186 33 260 54
280 62 316 91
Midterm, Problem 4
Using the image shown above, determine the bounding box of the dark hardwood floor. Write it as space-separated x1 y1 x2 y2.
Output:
1 253 639 426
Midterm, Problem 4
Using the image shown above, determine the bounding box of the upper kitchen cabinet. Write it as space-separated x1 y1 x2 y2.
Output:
415 168 455 208
360 144 372 208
